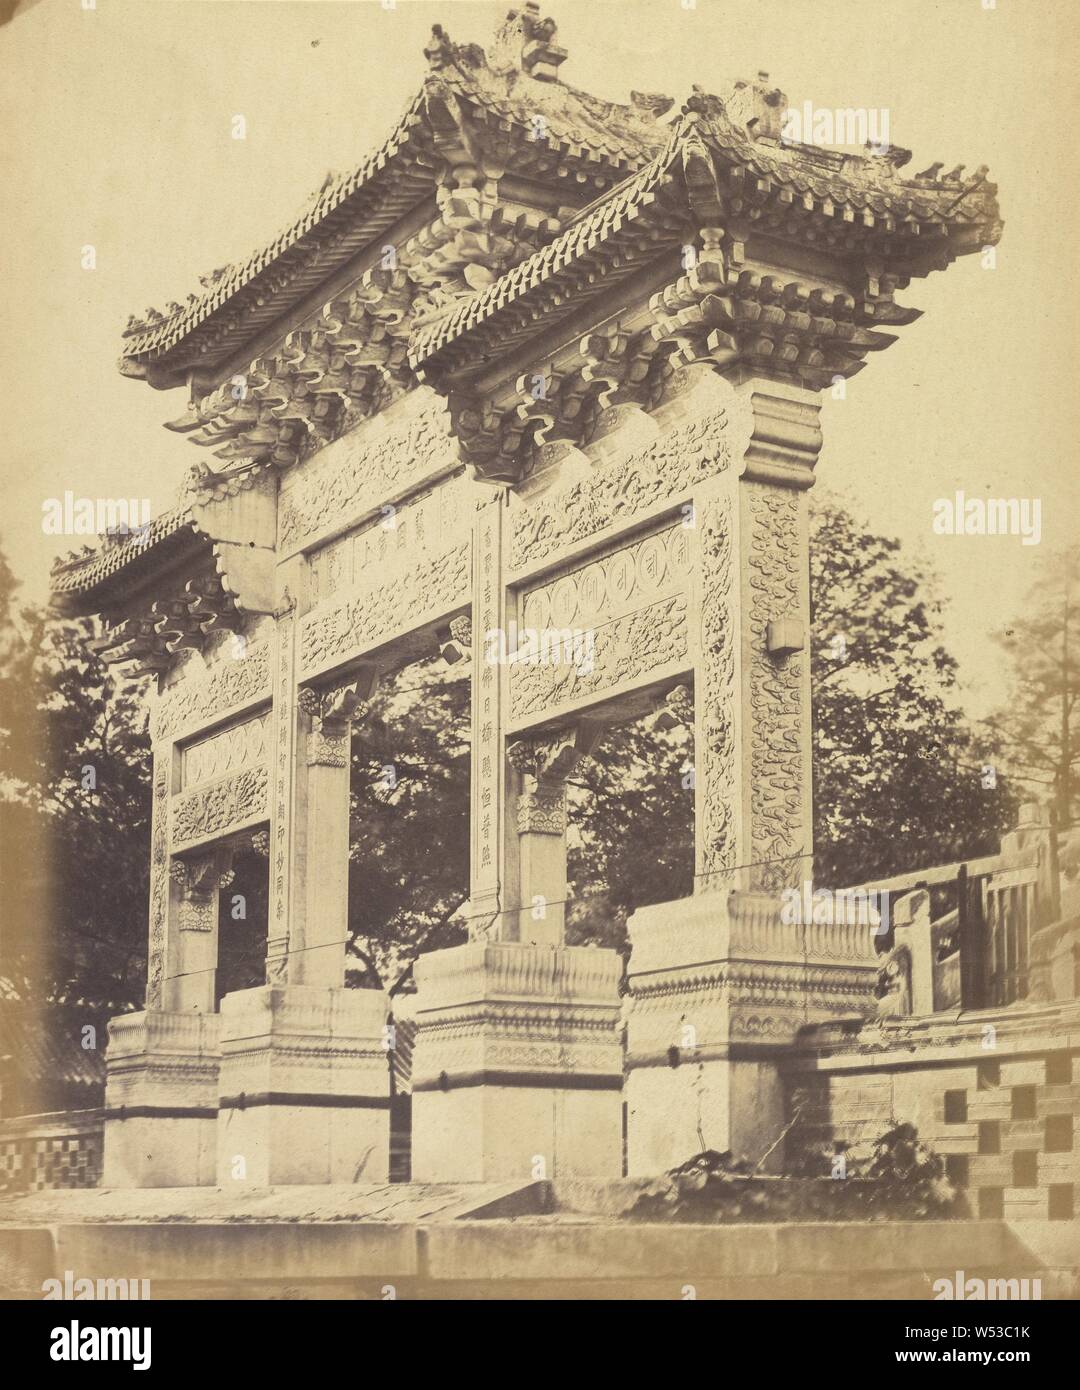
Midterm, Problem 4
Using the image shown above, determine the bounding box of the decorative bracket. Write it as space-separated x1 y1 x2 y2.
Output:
438 614 473 666
170 845 236 931
298 676 376 767
650 683 694 733
507 723 604 835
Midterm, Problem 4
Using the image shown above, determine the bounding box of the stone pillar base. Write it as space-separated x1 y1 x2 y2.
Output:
410 942 624 1183
625 892 878 1176
216 985 390 1186
103 1011 220 1188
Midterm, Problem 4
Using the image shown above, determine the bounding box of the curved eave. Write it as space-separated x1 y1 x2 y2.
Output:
412 120 1002 376
49 512 211 618
116 70 665 385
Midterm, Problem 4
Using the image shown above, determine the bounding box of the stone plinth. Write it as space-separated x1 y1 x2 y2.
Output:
103 1011 220 1188
411 943 624 1182
625 892 878 1176
215 985 390 1186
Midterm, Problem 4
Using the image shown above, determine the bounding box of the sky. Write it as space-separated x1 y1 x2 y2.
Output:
1 0 1078 718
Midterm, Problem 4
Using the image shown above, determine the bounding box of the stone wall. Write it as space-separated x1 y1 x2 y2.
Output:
0 1110 103 1192
783 1001 1080 1222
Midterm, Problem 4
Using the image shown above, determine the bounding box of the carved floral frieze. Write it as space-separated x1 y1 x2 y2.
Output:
150 632 272 745
171 764 270 849
509 592 688 722
747 483 805 892
278 389 459 551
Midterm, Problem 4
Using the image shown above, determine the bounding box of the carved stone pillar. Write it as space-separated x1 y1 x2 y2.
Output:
266 590 299 984
692 375 820 895
162 846 234 1013
105 749 226 1186
506 724 602 946
467 496 515 940
290 677 374 985
625 373 879 1175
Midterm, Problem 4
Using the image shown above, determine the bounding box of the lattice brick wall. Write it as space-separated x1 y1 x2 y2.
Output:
0 1111 103 1192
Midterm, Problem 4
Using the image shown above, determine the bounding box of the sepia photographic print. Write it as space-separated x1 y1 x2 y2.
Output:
0 0 1078 1357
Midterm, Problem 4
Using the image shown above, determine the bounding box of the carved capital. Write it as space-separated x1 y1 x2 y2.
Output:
508 724 603 837
171 845 235 931
507 724 599 782
300 681 369 767
516 783 566 835
739 385 823 489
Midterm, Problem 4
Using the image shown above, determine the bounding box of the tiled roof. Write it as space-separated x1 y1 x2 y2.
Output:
120 94 431 369
0 1004 107 1110
119 64 663 378
412 110 1002 368
49 507 204 611
703 118 997 225
411 140 678 364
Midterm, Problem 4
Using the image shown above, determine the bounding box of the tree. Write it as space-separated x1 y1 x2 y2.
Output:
986 546 1080 828
0 540 152 1013
809 496 1015 888
566 721 693 951
344 659 470 996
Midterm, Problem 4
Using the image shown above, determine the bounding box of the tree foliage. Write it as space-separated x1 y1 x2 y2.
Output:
0 544 151 1012
810 497 1014 887
345 661 470 993
987 545 1080 827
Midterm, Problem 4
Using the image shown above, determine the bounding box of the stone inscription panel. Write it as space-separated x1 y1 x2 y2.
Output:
308 471 478 608
300 540 471 679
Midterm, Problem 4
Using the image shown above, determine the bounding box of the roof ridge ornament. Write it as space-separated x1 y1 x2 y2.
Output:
424 23 485 73
487 3 567 82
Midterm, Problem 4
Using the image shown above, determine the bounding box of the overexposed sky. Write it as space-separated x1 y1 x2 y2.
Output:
2 0 1078 716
